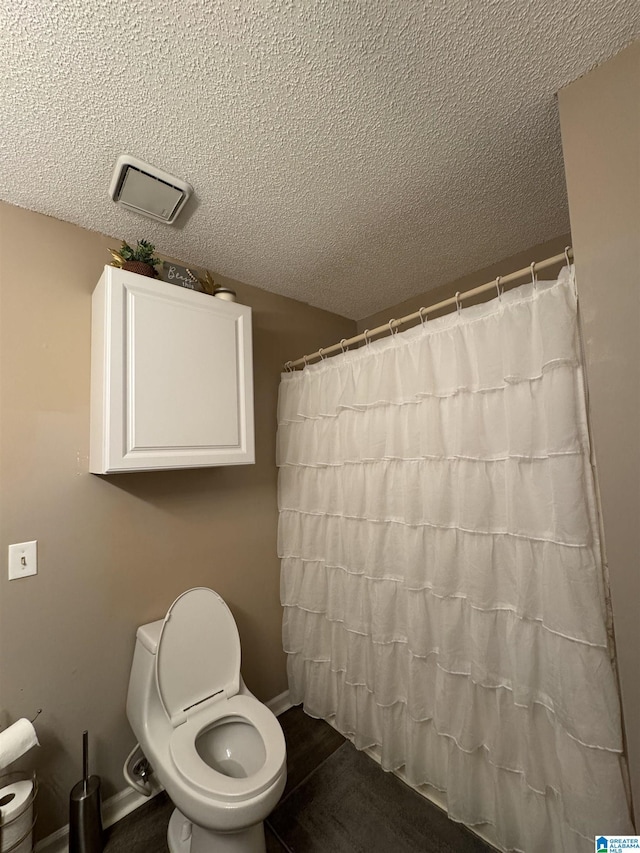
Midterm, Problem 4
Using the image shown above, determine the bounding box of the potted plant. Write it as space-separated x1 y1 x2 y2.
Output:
109 239 161 278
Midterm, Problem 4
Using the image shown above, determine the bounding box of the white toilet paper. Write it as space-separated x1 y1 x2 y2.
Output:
0 778 34 852
0 720 39 771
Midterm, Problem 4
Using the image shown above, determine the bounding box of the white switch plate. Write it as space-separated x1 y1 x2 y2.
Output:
8 541 37 580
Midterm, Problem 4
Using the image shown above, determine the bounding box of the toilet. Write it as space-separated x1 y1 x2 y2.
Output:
125 587 287 853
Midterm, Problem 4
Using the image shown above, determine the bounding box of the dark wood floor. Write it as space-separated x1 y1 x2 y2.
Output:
105 706 493 852
264 706 345 852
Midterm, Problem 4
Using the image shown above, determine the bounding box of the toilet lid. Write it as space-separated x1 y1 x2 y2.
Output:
156 588 241 727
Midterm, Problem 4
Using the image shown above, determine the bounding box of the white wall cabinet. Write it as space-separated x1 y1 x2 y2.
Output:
90 266 254 473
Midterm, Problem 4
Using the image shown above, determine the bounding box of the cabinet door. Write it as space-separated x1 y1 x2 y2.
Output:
90 268 254 472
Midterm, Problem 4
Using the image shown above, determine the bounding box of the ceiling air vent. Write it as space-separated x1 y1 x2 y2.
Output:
108 155 193 224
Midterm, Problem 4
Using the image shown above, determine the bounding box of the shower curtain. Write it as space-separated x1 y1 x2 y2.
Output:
277 267 633 852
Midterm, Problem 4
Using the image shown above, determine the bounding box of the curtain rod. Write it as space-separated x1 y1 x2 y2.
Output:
284 248 573 371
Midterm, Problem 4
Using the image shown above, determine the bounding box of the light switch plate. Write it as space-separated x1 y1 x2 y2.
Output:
8 541 37 580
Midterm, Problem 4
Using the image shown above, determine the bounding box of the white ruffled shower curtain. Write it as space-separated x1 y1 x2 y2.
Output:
277 267 633 852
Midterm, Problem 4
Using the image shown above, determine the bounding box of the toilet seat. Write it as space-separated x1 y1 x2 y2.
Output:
169 693 286 802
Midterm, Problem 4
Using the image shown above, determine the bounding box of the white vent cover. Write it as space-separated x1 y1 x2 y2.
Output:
109 154 193 224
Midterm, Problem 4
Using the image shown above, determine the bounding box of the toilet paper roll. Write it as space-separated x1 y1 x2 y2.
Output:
0 778 34 852
0 720 39 771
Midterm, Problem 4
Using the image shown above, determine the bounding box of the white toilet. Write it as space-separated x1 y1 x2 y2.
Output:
125 587 287 853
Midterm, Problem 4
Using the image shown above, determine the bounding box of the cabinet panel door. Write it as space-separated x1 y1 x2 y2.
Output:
91 267 254 473
128 286 239 451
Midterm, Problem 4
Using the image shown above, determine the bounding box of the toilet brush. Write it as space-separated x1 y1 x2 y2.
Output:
69 730 104 853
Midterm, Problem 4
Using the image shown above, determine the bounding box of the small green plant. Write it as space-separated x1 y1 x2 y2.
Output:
109 239 161 269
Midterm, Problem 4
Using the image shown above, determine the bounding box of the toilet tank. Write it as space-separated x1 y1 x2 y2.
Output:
126 619 164 738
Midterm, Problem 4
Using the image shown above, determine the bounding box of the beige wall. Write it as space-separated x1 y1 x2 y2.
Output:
0 201 355 840
357 234 572 334
559 41 640 817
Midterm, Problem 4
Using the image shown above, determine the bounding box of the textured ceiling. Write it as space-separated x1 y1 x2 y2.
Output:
0 2 638 319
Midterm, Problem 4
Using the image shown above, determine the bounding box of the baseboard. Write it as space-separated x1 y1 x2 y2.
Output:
266 688 292 717
35 689 292 852
36 787 162 852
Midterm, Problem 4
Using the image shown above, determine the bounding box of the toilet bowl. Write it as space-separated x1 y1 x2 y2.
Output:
125 588 287 853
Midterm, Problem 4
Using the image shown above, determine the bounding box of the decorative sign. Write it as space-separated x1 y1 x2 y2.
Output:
159 261 204 292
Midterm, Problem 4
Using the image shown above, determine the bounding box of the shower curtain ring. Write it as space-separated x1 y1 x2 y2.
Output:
388 319 398 336
285 361 293 372
564 246 572 267
340 338 348 353
530 261 537 290
364 329 371 347
495 276 503 301
318 347 325 360
455 292 462 316
419 307 427 327
303 354 308 368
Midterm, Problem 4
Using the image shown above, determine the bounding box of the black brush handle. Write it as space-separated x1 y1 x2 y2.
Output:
83 730 89 794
